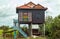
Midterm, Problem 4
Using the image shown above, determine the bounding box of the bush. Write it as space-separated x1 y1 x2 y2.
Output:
52 30 60 39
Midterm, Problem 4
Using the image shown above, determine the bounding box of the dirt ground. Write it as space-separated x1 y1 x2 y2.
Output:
0 35 47 39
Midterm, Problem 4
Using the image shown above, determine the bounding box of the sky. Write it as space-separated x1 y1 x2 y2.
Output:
0 0 60 27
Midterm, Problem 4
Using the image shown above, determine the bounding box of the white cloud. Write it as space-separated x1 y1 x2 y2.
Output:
0 0 60 26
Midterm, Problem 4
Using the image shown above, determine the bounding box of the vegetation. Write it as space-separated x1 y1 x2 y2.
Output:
45 15 60 39
0 15 60 39
52 30 60 39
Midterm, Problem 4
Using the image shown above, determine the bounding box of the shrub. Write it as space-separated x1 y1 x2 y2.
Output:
52 30 60 39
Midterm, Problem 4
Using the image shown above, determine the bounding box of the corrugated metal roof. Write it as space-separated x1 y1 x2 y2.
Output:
33 4 45 9
17 5 31 8
25 2 36 8
16 2 47 9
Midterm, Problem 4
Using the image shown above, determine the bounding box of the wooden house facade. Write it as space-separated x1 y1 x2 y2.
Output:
16 2 47 36
16 2 47 24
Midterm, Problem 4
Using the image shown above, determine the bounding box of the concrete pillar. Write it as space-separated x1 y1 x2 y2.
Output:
44 24 45 37
39 24 45 37
13 22 17 39
18 23 20 28
18 23 21 37
29 23 32 37
38 24 43 36
14 22 16 26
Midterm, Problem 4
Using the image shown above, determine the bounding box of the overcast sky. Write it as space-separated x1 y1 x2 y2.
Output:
0 0 60 27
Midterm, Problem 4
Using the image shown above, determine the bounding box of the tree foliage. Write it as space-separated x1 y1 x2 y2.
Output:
45 15 60 39
0 25 9 32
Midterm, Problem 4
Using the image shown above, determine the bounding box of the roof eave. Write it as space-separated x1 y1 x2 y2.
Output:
16 8 47 10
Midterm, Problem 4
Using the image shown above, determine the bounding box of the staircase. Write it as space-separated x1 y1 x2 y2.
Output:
13 26 28 38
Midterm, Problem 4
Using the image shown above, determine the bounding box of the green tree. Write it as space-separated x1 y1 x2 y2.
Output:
45 15 60 39
51 15 60 39
45 16 53 36
1 25 9 32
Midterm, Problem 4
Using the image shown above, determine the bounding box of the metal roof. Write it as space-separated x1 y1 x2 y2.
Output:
16 2 47 9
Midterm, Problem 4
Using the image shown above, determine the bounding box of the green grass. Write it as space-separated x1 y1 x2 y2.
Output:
27 37 47 39
2 37 47 39
0 29 48 39
0 30 3 35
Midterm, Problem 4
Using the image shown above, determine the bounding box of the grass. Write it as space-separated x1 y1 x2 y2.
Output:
0 36 47 39
0 29 48 39
0 30 3 35
27 37 47 39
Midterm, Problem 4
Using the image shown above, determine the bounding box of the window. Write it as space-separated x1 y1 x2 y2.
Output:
19 12 32 22
23 13 28 21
